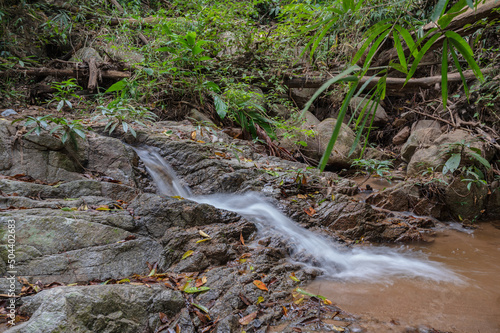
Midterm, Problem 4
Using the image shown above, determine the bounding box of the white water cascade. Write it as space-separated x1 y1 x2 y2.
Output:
136 147 460 283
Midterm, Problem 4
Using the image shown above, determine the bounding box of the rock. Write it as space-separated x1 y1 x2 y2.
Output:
1 109 17 117
290 88 317 109
187 108 214 125
87 136 138 186
406 129 495 176
217 31 238 57
411 119 441 132
303 117 361 167
401 128 442 162
0 211 162 283
70 47 103 62
6 285 184 333
349 96 389 125
277 111 320 153
268 103 289 119
104 44 144 65
445 177 489 220
393 126 410 145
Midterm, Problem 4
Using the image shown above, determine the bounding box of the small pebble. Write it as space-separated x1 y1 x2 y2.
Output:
1 109 17 117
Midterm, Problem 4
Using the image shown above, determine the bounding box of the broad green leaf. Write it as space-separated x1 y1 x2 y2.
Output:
198 56 211 61
393 32 407 71
192 45 204 56
468 151 491 169
73 128 86 139
443 153 461 174
431 0 449 22
352 23 391 65
310 18 336 61
446 31 484 81
394 25 417 57
449 44 469 96
105 80 127 93
122 122 128 133
442 38 449 110
405 33 441 85
213 95 228 119
363 29 391 69
184 286 210 294
186 31 196 46
61 132 68 144
129 126 137 138
57 100 64 111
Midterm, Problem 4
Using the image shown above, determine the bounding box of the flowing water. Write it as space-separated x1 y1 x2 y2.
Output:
136 147 459 283
307 222 500 332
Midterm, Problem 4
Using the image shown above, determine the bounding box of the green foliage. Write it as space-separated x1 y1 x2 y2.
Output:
11 115 91 145
48 79 82 111
302 0 486 171
94 100 157 137
223 85 276 140
442 140 491 190
351 158 393 180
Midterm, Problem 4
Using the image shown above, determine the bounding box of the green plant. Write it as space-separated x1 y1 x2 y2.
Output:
48 117 90 144
441 140 491 190
351 158 393 185
48 79 82 111
12 115 52 136
94 100 157 137
301 0 486 171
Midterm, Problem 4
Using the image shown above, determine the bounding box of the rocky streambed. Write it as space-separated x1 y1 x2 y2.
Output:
0 118 498 332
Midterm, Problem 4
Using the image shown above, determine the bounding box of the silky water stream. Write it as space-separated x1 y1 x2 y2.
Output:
136 148 499 332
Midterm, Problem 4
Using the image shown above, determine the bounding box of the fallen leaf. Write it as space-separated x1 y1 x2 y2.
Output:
117 278 130 284
303 206 316 216
297 194 307 199
159 312 169 324
289 272 300 282
96 205 110 211
196 238 211 243
238 311 257 325
199 230 210 238
253 280 268 291
240 232 245 245
256 296 264 304
294 297 304 305
196 140 205 143
195 276 207 287
171 195 184 200
282 305 288 316
181 250 194 260
184 286 210 293
191 131 197 140
323 299 333 305
192 302 209 313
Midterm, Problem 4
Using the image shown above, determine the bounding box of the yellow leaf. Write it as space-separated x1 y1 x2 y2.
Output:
289 272 300 282
256 296 264 304
253 280 268 291
294 297 304 305
117 278 130 284
239 258 247 263
297 194 307 199
196 140 205 143
331 194 335 201
181 250 194 260
199 230 210 238
196 238 211 243
191 131 197 140
96 205 110 211
171 196 184 200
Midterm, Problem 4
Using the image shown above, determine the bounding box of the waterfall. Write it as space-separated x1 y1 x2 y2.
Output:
136 147 460 282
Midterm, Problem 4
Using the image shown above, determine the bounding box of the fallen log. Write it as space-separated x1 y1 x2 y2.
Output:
0 67 131 80
284 67 498 92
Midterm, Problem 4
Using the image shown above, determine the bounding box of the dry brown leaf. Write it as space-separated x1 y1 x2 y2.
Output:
240 232 245 245
238 311 257 325
304 206 316 216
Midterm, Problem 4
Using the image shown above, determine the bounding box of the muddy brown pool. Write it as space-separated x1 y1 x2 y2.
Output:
306 222 500 332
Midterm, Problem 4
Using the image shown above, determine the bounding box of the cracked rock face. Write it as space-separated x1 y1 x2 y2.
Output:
0 120 442 332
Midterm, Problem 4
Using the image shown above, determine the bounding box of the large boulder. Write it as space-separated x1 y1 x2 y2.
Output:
6 285 184 333
444 177 489 221
302 117 361 167
277 111 320 154
405 129 494 176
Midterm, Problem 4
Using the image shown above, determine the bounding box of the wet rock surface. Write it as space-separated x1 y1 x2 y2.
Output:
0 119 470 332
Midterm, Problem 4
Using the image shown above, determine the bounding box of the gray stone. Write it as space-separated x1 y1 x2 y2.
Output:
277 111 320 154
445 177 489 221
393 126 410 145
303 117 361 167
1 109 17 117
290 88 317 109
401 128 442 162
5 285 184 333
70 47 103 62
411 119 441 132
